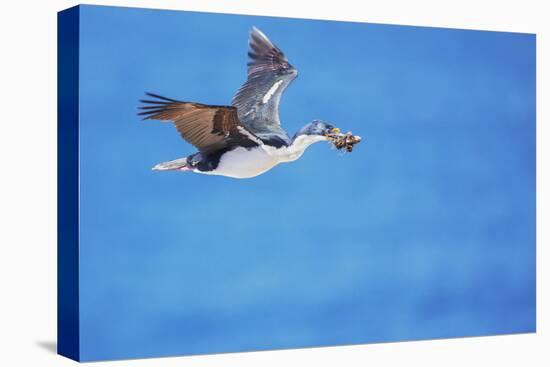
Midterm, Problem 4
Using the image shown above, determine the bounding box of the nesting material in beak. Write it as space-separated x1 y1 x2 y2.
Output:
326 130 362 152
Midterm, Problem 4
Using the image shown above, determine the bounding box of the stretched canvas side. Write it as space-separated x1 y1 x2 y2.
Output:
57 5 80 362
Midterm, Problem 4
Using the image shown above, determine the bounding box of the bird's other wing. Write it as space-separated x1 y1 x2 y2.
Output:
139 93 262 153
231 27 298 138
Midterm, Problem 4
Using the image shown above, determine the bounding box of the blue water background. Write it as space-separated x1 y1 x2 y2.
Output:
77 5 536 361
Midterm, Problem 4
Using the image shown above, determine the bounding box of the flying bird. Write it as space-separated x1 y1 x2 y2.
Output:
139 27 359 179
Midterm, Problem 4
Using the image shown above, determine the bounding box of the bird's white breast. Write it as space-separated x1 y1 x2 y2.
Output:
198 135 327 179
200 146 278 179
264 135 327 162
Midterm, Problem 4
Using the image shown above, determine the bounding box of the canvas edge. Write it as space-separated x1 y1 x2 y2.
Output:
57 4 81 362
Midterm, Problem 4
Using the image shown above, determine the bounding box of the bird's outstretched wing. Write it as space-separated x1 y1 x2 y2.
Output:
139 93 261 153
231 27 298 137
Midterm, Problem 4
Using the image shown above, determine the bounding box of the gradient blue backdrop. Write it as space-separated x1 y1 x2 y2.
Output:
76 5 536 361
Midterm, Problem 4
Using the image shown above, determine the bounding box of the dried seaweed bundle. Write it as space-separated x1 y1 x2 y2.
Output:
327 131 362 152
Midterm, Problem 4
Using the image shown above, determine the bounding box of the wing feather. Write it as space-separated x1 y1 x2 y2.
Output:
139 93 261 152
231 27 297 138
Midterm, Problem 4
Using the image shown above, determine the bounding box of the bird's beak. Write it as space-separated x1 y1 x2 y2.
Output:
324 127 341 137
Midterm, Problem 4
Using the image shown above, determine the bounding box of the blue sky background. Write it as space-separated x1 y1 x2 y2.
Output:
76 5 536 361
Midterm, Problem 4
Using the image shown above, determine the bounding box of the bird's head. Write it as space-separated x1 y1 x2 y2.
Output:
293 120 362 153
295 120 341 139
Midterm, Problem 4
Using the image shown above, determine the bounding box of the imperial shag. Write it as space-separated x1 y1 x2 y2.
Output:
139 27 356 179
